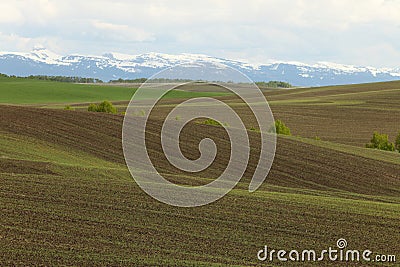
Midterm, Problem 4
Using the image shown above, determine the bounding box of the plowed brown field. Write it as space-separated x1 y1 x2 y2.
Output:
1 103 399 266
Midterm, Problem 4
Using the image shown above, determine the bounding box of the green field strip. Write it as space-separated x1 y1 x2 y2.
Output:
0 77 230 104
0 132 122 169
239 189 400 219
267 87 400 106
284 135 400 165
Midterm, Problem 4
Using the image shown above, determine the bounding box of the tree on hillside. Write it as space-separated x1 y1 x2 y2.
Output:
87 101 117 114
366 132 395 151
395 132 400 152
272 120 291 135
88 103 98 112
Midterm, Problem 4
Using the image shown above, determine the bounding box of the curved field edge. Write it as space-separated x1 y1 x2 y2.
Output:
284 135 400 165
0 132 123 169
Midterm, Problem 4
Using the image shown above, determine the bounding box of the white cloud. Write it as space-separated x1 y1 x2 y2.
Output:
0 0 58 25
0 32 66 54
0 0 399 67
0 2 24 24
91 20 155 42
0 32 32 50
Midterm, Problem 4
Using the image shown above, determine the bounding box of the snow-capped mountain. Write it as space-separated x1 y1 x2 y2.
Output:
1 47 399 86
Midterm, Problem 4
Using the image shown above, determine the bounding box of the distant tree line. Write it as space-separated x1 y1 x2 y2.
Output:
111 78 294 87
1 72 293 87
109 78 148 83
109 78 197 83
255 81 293 88
0 73 103 83
27 75 103 83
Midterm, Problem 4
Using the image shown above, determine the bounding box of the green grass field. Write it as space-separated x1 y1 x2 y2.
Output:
1 78 399 266
0 76 229 104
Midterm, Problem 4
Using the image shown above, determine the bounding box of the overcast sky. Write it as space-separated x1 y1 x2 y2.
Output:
0 0 399 67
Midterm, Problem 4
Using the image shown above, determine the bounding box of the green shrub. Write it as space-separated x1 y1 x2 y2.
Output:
366 132 395 151
273 120 291 135
64 105 74 110
97 101 117 113
395 132 400 152
314 136 321 141
87 101 117 114
88 103 98 112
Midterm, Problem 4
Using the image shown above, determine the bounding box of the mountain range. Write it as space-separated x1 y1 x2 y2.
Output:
1 47 399 86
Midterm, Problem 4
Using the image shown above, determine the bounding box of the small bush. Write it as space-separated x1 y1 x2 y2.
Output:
314 136 321 141
395 132 400 152
273 120 291 135
88 103 98 112
366 132 395 151
64 105 74 110
87 101 117 114
97 101 117 113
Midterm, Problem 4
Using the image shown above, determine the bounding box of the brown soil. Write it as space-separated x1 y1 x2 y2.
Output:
0 105 124 164
1 105 399 198
0 158 57 175
1 105 399 266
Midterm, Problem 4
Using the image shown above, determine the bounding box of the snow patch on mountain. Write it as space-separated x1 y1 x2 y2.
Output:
0 48 399 86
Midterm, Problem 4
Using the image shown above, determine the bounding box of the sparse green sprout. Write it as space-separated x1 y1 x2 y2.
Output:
131 110 145 116
395 132 400 152
366 132 395 151
249 126 260 133
87 101 117 114
203 118 221 126
175 115 181 121
314 136 321 141
272 119 291 135
64 105 74 111
202 118 227 127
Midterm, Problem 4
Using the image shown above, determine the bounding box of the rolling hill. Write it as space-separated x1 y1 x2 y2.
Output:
0 80 399 266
